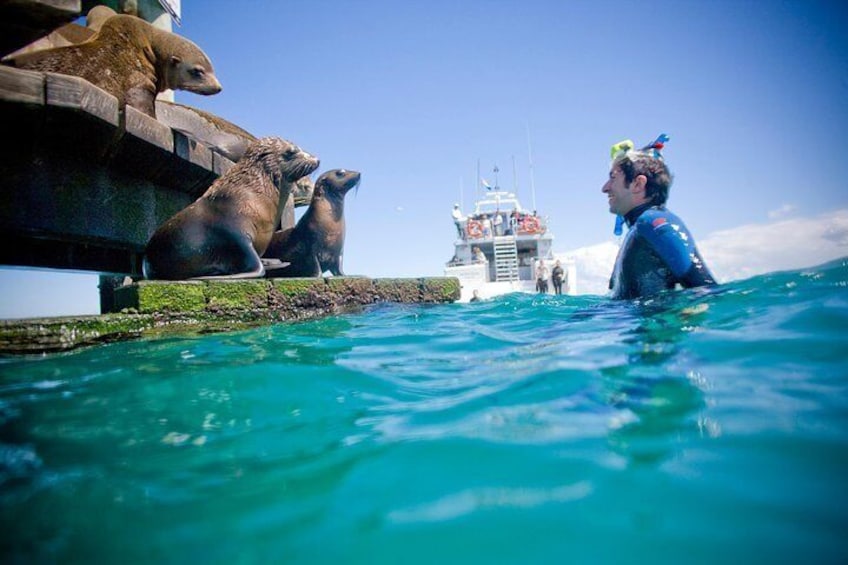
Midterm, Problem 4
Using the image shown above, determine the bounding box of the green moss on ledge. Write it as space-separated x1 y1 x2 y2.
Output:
270 278 326 297
206 280 269 311
0 314 157 354
114 281 206 313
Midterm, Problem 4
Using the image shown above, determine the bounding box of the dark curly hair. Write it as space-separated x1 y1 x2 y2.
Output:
617 152 673 206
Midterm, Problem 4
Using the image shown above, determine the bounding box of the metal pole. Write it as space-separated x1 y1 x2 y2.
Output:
526 123 537 212
476 159 480 201
512 155 518 193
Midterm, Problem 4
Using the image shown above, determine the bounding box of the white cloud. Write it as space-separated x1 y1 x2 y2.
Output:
558 241 619 296
767 203 797 220
699 208 848 282
560 208 848 295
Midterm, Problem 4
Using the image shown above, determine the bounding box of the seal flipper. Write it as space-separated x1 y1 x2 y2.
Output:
262 259 292 278
191 243 265 280
326 254 344 276
125 79 157 118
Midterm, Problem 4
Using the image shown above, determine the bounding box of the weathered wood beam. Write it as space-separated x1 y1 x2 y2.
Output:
0 65 274 278
0 0 81 57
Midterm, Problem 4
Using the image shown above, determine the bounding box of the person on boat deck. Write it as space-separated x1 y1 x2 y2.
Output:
493 211 504 236
509 210 519 234
472 246 487 264
452 204 465 238
507 210 518 235
481 215 493 238
551 260 566 295
603 134 716 300
535 259 549 294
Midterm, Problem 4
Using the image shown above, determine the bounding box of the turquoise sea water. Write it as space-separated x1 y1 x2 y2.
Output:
1 259 847 564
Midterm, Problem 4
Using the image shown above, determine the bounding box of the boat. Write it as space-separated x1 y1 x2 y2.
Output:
444 187 577 302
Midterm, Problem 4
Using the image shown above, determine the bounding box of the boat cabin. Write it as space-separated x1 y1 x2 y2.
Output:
447 190 554 284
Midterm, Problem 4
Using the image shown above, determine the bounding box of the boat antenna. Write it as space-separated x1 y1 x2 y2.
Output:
526 122 537 211
512 155 518 193
493 165 500 190
476 158 481 201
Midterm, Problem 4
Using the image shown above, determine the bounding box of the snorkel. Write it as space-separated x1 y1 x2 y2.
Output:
609 134 669 235
609 139 634 236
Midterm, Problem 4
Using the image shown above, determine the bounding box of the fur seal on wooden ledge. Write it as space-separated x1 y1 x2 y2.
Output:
86 5 121 30
264 169 361 277
155 99 256 162
153 99 314 203
142 137 319 280
151 100 313 206
3 14 221 118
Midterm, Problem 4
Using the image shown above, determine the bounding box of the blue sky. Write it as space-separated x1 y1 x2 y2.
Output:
1 0 847 317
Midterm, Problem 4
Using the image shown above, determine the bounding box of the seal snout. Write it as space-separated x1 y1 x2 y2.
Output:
206 76 222 94
188 68 222 95
336 169 361 193
289 155 320 181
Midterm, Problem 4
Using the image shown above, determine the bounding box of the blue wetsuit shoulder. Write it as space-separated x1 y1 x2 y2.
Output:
633 208 694 278
609 206 716 300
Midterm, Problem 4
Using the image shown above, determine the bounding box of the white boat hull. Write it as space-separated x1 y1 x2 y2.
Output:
444 260 575 302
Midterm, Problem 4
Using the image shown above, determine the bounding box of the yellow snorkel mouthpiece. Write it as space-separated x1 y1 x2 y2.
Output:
610 139 634 162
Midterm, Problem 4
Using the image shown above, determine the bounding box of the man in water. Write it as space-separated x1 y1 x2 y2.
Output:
536 259 549 294
551 260 567 295
603 134 716 299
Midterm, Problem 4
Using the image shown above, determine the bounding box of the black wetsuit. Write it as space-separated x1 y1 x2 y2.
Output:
609 203 716 300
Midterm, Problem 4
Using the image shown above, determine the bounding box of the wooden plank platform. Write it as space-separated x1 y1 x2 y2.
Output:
0 0 81 57
0 65 288 277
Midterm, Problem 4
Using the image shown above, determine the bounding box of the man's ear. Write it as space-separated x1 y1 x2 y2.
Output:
631 174 648 196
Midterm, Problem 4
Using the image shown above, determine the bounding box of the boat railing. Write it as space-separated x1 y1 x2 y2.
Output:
459 212 546 241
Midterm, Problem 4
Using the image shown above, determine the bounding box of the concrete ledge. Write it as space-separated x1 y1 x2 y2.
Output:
115 276 461 315
0 277 461 354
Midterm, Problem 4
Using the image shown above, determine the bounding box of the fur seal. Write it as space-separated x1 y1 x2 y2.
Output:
293 176 316 207
142 137 319 280
155 99 256 162
152 100 314 203
264 169 361 277
3 14 221 118
86 5 120 30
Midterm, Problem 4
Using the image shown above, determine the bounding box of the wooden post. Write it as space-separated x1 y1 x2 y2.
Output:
98 275 127 313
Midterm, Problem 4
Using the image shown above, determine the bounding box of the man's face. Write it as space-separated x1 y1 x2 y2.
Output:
602 165 639 216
